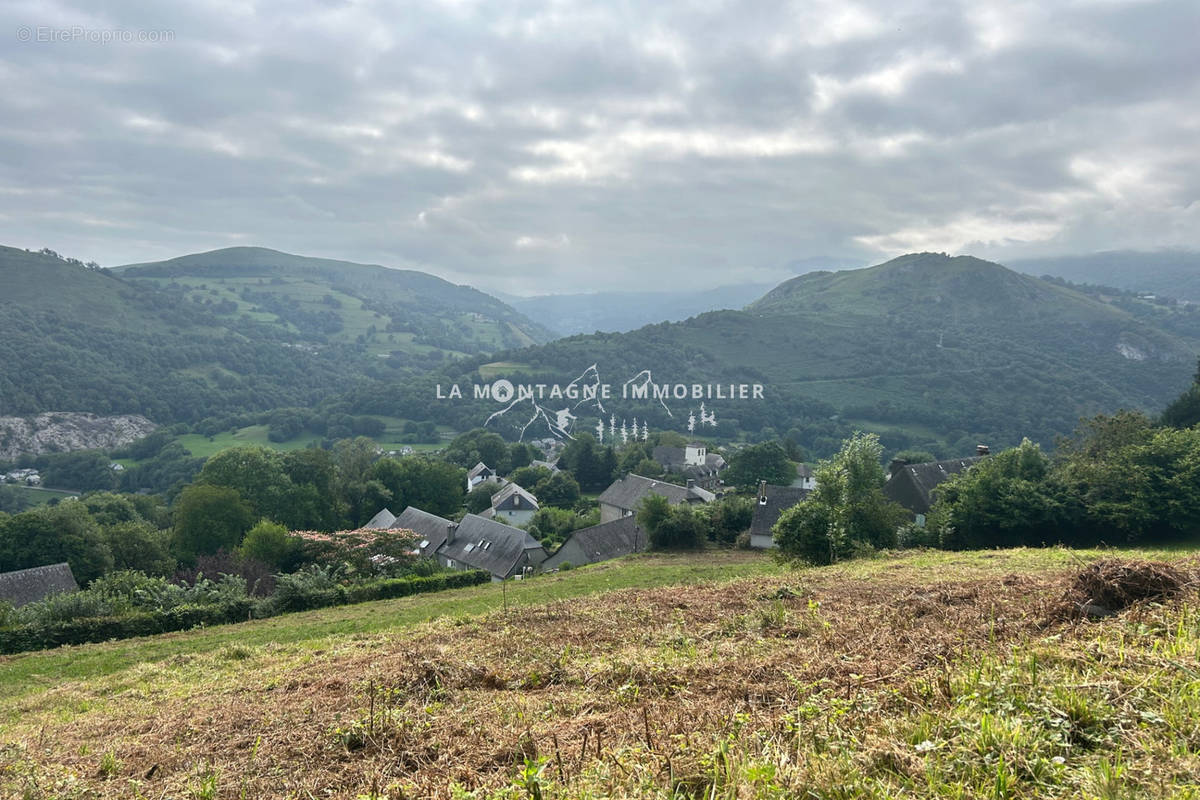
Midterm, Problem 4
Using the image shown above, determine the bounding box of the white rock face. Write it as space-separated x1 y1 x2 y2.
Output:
0 413 158 461
1115 342 1148 361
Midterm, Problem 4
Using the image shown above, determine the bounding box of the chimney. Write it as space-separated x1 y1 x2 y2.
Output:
446 522 458 544
888 457 909 477
686 478 695 489
976 444 990 456
758 479 768 505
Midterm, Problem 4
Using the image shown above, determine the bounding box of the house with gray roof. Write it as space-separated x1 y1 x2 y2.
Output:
467 462 499 492
652 443 727 490
543 516 648 570
480 482 539 526
749 482 810 548
597 473 715 523
392 505 458 560
436 514 547 580
364 507 398 530
0 562 79 607
883 453 986 523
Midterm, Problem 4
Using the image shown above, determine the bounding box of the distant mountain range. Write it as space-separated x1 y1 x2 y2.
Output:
498 256 862 336
397 253 1200 457
0 245 551 422
1008 250 1200 301
501 283 777 336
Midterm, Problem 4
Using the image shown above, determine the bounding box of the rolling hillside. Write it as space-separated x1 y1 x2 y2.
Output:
0 246 550 424
380 253 1200 456
3 548 1196 799
114 247 554 360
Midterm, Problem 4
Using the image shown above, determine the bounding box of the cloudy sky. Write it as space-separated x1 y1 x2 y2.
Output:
2 0 1198 294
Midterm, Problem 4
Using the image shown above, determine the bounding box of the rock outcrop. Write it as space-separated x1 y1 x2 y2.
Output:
0 413 158 461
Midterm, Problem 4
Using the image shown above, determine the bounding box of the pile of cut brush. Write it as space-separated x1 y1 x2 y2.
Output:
1058 558 1194 620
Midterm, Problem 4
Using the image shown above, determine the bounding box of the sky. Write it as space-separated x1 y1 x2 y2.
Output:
1 0 1198 295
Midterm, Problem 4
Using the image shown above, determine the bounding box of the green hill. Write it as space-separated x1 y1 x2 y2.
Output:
0 246 551 425
381 253 1200 456
114 246 553 358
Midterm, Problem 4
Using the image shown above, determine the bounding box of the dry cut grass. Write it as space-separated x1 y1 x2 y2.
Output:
2 549 1199 799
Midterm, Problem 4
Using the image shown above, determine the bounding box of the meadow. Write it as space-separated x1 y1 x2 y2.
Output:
1 547 1197 799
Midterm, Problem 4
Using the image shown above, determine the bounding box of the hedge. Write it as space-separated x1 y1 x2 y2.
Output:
0 570 490 655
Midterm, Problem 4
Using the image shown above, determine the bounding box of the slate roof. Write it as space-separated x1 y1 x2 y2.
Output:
488 482 539 512
467 462 494 480
530 459 560 473
795 463 814 478
749 485 811 539
883 456 984 515
556 516 648 563
394 505 456 558
0 562 79 607
438 514 546 579
652 446 726 477
364 507 397 530
597 474 715 512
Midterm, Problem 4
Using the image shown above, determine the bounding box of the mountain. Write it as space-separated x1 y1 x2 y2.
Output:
506 282 779 336
115 247 554 356
0 245 551 424
1008 250 1200 301
373 253 1200 458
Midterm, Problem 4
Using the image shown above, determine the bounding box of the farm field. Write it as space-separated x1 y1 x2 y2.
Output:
1 547 1197 799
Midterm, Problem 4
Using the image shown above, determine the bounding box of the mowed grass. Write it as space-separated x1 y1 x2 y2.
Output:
175 426 324 459
1 546 1198 799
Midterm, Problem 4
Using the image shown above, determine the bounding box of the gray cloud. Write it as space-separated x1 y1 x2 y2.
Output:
1 0 1198 293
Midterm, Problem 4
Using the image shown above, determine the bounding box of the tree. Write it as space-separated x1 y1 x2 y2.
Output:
104 521 176 577
931 439 1080 550
369 457 465 517
1161 358 1200 429
635 493 672 542
444 429 510 471
774 432 907 564
533 472 581 508
237 519 302 571
560 434 616 491
722 442 796 490
197 447 295 525
0 502 113 584
509 465 552 490
702 495 754 545
465 482 502 514
172 484 255 561
647 504 705 550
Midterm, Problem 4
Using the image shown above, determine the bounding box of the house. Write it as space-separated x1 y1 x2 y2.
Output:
883 448 988 524
364 507 398 530
529 459 560 474
3 469 41 486
466 462 499 492
597 473 715 523
0 562 79 607
791 463 816 491
543 516 648 570
481 482 539 526
436 514 548 580
378 506 548 580
393 506 458 560
748 482 810 548
652 442 727 490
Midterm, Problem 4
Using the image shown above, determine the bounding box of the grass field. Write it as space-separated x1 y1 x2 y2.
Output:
0 485 77 506
1 547 1197 799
